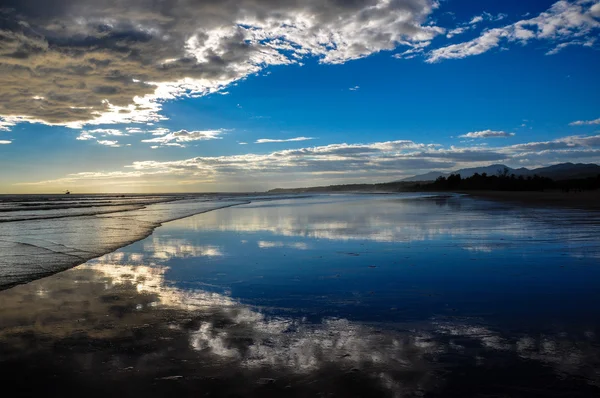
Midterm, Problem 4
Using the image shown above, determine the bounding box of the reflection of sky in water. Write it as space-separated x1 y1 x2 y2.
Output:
0 258 598 396
110 194 600 325
1 194 600 396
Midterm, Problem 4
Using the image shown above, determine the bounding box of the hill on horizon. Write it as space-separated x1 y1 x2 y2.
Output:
402 162 600 182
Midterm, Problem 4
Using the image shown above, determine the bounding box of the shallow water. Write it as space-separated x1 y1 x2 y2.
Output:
0 193 303 290
1 194 599 397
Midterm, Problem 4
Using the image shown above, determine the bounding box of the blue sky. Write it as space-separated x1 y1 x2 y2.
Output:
1 0 599 193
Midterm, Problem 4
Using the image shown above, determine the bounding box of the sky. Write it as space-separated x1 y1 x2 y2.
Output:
0 0 599 193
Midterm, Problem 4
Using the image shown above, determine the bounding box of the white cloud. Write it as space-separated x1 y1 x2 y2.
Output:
255 137 315 144
126 127 145 134
107 140 501 180
86 129 127 137
570 117 600 125
392 40 432 59
460 130 515 138
76 131 130 147
428 28 507 62
428 0 600 62
446 27 468 38
76 133 95 141
469 16 484 25
469 12 507 25
0 118 16 132
504 134 600 154
150 128 171 136
446 12 507 39
0 140 12 144
16 133 600 189
546 37 596 54
0 116 42 131
349 86 360 91
142 129 227 147
97 140 121 147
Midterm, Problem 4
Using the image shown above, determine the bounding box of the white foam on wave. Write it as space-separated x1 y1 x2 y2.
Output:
0 196 248 290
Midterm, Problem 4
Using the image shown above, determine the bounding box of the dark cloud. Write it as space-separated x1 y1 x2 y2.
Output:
0 0 440 126
414 149 508 162
508 134 600 152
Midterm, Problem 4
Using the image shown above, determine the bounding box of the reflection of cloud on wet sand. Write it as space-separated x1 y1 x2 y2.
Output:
0 260 437 396
258 241 309 250
143 237 223 259
173 196 600 261
0 260 599 396
433 321 600 386
461 244 495 253
182 196 595 243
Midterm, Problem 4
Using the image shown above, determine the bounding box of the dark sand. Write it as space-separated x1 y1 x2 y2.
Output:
462 190 600 211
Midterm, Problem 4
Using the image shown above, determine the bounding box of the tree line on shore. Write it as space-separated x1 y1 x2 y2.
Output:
269 168 600 193
419 168 600 192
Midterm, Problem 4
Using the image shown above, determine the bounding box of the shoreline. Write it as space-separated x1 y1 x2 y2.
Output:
0 199 250 292
460 190 600 211
0 193 317 292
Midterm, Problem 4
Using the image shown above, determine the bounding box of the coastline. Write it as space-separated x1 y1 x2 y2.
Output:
0 193 320 292
460 190 600 211
0 198 249 292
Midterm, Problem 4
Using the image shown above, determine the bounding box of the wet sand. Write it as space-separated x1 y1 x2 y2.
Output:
1 194 600 397
462 190 600 211
2 194 600 397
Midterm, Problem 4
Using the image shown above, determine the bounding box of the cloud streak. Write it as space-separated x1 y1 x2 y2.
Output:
76 132 96 141
96 140 120 147
255 137 315 144
570 117 600 126
142 129 227 148
86 129 127 137
460 130 515 138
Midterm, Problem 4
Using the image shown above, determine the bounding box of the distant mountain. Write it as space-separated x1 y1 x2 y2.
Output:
403 163 600 182
403 164 517 182
402 171 447 181
529 163 600 180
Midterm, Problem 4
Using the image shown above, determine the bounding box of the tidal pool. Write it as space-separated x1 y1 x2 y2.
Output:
1 194 599 397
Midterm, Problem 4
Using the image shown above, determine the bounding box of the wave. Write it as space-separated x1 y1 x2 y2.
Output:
0 196 250 291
